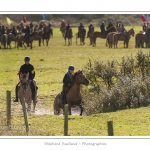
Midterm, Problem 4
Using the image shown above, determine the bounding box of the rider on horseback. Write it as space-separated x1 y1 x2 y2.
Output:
78 23 84 37
25 25 31 41
12 26 17 36
87 22 94 38
65 23 71 38
107 21 113 30
13 56 37 103
100 21 106 37
60 65 75 104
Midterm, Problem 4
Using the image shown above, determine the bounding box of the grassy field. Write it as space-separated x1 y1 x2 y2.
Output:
0 26 150 136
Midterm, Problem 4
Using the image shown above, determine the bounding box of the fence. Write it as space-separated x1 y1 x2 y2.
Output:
0 90 114 136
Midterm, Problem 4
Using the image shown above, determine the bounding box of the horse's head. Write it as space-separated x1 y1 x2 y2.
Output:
20 72 29 81
129 28 135 37
72 70 89 85
19 73 30 90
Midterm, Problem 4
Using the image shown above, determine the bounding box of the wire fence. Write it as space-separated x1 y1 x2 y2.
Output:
0 90 113 136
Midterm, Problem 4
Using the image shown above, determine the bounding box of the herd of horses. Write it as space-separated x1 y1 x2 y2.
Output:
61 26 150 48
0 27 53 49
1 25 149 49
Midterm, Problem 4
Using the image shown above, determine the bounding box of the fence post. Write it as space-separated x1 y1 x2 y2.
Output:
6 90 11 126
21 98 29 134
64 104 68 136
107 121 114 136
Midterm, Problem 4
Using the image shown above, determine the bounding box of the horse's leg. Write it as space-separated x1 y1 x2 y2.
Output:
68 104 72 115
79 102 84 116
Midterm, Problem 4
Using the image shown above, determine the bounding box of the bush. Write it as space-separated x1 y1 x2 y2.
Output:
83 50 150 115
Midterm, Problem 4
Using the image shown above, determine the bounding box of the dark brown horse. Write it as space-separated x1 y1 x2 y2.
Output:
42 28 52 46
7 33 17 48
113 28 135 48
64 28 73 46
135 32 150 48
54 70 89 116
0 34 8 49
76 28 86 45
93 26 117 46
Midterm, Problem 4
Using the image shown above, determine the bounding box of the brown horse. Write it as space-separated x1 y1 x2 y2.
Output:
106 32 116 48
135 32 149 48
0 34 8 49
7 33 17 48
42 28 52 46
16 31 38 49
64 28 73 46
113 28 135 48
88 27 94 45
54 70 89 116
76 28 86 45
93 26 117 46
18 73 37 113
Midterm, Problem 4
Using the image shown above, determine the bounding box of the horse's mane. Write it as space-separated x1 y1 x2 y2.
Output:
72 70 83 83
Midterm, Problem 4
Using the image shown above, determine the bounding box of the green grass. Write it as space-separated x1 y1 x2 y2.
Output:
0 26 150 136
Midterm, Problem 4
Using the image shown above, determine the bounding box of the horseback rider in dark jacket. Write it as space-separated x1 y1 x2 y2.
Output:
60 65 75 104
1 26 6 34
12 26 17 36
78 23 84 37
100 21 106 37
25 25 31 40
65 23 71 37
13 56 37 102
87 22 94 38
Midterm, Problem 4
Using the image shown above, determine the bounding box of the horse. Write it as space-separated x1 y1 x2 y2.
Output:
54 70 89 116
18 73 37 113
7 33 17 48
92 26 117 46
0 34 8 49
135 32 150 48
42 28 52 46
16 31 38 49
64 28 73 46
106 32 116 48
76 28 86 45
60 26 66 38
113 28 135 48
88 27 94 45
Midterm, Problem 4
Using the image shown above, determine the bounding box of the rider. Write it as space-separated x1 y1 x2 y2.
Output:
120 24 127 35
29 22 34 30
12 26 17 36
87 22 94 38
1 25 6 34
100 21 106 37
107 21 113 30
60 20 66 31
146 27 150 39
13 56 37 102
65 23 71 37
143 23 147 32
60 65 75 104
78 23 84 37
25 25 31 40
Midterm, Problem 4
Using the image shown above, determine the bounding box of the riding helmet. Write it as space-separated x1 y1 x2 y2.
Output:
24 56 30 61
68 65 75 70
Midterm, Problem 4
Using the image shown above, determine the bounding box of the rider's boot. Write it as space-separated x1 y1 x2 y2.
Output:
13 86 18 102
